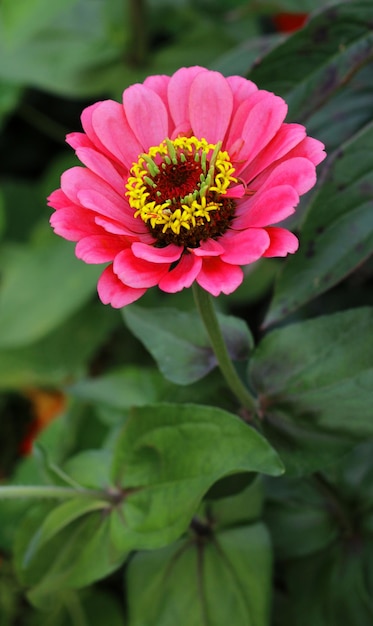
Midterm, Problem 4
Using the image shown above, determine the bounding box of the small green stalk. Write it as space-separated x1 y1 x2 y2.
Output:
192 283 258 415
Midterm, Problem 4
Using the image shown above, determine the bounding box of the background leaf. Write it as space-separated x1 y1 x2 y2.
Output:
123 305 253 385
250 308 373 474
0 239 101 348
248 1 373 124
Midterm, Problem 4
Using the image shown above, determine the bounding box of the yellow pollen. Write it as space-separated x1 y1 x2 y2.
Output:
125 136 237 237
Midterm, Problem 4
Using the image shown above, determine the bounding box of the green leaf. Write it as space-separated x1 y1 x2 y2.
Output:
205 477 264 529
0 240 101 348
265 121 373 324
306 61 373 152
123 305 253 384
283 542 373 626
0 302 117 389
212 34 283 77
22 497 109 566
31 589 126 626
15 501 126 609
110 403 283 551
249 1 373 123
0 0 76 46
63 450 113 490
0 0 128 97
127 523 272 626
68 367 166 412
265 476 338 559
250 308 373 474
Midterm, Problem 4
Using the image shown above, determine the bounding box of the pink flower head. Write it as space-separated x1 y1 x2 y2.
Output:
48 67 326 308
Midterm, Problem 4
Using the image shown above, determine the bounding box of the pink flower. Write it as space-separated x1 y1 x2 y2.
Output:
48 67 326 308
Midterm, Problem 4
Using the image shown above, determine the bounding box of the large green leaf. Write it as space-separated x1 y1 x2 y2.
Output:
265 121 373 324
110 403 283 550
127 523 271 626
0 240 101 348
305 61 373 152
250 308 373 474
123 305 253 385
249 1 373 123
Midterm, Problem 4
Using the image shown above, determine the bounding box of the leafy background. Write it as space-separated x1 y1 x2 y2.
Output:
0 0 373 625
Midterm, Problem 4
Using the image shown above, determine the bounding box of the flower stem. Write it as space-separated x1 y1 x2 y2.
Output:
192 283 258 415
0 485 107 501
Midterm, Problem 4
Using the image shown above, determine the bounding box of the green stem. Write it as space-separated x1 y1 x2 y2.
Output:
0 485 107 501
192 283 258 415
127 0 148 67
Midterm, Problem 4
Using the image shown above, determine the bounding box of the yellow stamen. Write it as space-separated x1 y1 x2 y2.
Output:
125 136 237 237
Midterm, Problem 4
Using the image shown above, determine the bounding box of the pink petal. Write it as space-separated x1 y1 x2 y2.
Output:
228 92 288 172
95 215 149 238
191 239 225 257
251 157 317 196
263 227 299 257
144 74 171 103
77 189 134 226
47 188 70 210
167 66 207 128
66 132 93 150
122 84 169 150
91 100 142 170
61 167 137 227
81 102 113 158
50 207 102 241
196 258 244 296
189 71 234 144
233 185 299 229
75 235 127 263
226 91 273 157
113 249 169 288
226 75 258 109
159 253 202 293
144 74 173 130
226 184 245 199
285 136 326 166
241 123 307 182
220 229 270 265
73 146 124 195
97 265 146 308
131 241 182 263
61 167 121 210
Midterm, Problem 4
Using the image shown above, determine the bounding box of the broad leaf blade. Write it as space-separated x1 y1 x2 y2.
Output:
249 1 373 122
127 524 271 626
123 305 253 384
111 403 283 550
250 308 373 474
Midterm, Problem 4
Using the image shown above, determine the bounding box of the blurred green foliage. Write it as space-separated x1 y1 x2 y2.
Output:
0 1 373 625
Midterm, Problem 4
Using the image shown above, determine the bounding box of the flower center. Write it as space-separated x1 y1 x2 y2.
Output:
126 136 237 247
